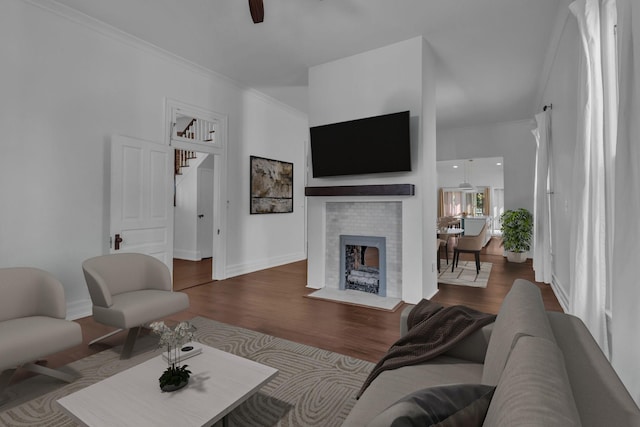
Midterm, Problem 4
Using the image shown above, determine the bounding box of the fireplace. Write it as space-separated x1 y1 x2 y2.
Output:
323 202 401 298
339 235 387 297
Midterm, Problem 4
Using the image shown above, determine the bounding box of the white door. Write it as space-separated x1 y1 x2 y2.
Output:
110 135 174 269
197 167 214 259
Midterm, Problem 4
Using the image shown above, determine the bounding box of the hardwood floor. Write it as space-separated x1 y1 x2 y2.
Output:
19 237 562 385
433 237 563 314
173 258 214 291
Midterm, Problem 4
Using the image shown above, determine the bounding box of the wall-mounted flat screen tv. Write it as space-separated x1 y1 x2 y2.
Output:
309 110 411 178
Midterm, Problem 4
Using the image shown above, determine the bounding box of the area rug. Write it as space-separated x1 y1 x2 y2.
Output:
438 261 492 288
0 317 374 426
306 288 402 311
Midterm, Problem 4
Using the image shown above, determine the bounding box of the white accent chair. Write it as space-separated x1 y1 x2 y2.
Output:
0 267 83 402
82 253 189 359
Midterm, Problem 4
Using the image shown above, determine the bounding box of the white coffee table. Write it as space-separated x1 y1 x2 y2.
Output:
57 344 278 427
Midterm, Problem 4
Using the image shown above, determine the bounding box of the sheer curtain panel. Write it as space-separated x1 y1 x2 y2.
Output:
532 111 553 284
612 0 640 405
569 0 614 357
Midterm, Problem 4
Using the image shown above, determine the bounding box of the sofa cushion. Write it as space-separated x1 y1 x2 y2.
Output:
0 316 82 371
368 383 495 427
547 312 640 427
481 279 556 385
482 336 581 427
342 356 483 426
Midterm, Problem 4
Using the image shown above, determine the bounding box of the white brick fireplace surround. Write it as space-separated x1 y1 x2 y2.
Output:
326 202 402 298
307 191 435 303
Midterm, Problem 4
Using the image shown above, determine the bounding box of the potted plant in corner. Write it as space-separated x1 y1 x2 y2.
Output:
500 208 533 263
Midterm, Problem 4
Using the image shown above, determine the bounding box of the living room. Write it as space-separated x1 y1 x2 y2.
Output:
2 0 640 425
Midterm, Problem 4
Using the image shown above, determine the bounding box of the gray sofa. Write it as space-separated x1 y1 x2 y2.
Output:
343 279 640 426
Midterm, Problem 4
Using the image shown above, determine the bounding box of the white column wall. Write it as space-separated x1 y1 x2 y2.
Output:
307 37 438 303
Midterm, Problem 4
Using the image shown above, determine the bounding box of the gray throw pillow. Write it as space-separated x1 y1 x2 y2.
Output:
367 384 495 427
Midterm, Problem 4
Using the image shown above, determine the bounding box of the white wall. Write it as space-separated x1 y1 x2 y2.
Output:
307 37 438 303
0 0 307 317
537 13 580 309
225 91 308 276
437 120 536 214
174 153 209 261
174 166 200 260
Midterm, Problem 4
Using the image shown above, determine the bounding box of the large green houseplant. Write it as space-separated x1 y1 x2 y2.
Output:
500 208 533 263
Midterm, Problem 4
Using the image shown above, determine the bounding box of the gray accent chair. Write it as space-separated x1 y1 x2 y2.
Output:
82 253 190 359
0 267 83 402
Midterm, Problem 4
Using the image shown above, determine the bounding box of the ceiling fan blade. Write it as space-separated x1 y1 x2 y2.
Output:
248 0 264 24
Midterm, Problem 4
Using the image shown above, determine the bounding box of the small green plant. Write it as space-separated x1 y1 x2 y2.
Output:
159 364 192 389
500 208 533 253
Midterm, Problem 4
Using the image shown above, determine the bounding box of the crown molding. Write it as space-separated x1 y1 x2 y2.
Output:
22 0 307 119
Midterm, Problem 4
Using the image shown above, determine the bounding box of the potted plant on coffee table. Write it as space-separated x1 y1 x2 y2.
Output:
500 208 533 263
150 321 194 392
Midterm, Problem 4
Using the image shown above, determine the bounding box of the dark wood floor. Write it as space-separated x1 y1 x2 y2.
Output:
173 258 214 291
23 237 562 384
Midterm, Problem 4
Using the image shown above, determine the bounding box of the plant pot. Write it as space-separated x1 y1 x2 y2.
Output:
161 378 188 392
506 251 527 263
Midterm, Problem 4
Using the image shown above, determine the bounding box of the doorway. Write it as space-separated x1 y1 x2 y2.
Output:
173 150 216 291
166 99 228 290
436 157 505 236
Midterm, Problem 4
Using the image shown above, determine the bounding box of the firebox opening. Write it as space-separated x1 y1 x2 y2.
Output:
345 245 380 294
339 235 387 297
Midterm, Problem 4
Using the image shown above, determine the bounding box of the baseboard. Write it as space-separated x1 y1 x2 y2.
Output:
551 274 570 312
67 298 92 320
174 249 201 261
226 252 306 278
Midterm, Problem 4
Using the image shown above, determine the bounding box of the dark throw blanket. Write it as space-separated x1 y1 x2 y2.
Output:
356 299 496 398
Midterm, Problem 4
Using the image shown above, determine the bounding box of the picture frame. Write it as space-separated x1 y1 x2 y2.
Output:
250 155 293 214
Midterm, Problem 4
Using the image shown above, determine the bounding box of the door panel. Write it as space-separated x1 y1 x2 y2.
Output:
110 135 174 270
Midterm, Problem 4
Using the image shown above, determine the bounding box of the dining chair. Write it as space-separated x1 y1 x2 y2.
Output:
452 223 487 274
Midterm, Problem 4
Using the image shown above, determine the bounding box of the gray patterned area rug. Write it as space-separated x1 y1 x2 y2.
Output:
0 317 373 426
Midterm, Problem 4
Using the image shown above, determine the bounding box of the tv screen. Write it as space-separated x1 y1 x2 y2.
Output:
310 111 411 178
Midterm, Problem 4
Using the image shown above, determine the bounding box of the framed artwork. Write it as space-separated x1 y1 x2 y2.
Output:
250 156 293 214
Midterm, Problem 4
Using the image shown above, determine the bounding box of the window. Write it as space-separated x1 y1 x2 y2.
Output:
439 187 489 217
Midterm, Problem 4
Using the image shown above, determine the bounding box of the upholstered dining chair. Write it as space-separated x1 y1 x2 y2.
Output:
82 253 190 359
437 217 454 265
0 267 83 402
452 223 488 274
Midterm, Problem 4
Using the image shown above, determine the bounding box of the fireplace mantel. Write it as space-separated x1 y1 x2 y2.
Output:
305 184 415 197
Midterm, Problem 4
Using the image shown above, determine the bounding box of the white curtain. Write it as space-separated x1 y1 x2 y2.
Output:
612 0 640 404
569 0 617 356
532 111 553 284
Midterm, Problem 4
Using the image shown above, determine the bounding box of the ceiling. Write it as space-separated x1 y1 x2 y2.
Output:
53 0 564 129
437 157 504 189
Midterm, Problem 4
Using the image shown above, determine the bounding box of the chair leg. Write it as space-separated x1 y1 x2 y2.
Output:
88 328 125 346
22 363 76 383
475 252 480 274
0 369 16 404
452 250 457 272
445 243 449 264
120 327 142 360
